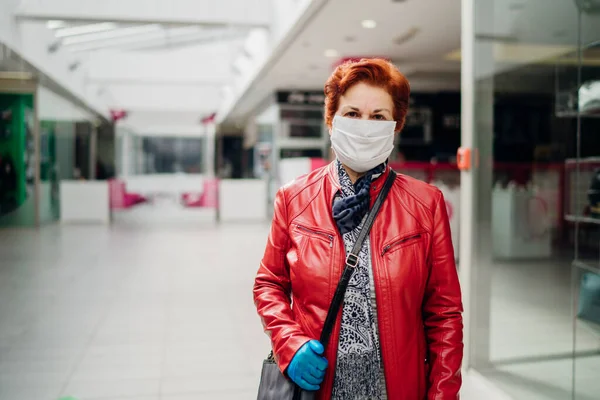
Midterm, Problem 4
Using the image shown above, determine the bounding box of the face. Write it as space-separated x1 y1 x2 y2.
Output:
333 82 395 132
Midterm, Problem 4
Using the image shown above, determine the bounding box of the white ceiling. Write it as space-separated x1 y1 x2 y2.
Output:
11 0 268 134
220 0 600 125
8 0 600 134
222 0 462 123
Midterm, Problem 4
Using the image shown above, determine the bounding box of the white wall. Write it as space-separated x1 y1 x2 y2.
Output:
60 181 110 224
94 82 222 112
38 86 95 121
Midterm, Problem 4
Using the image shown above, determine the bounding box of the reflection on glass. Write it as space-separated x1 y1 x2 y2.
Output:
579 80 600 114
140 137 204 174
468 0 597 399
574 20 600 399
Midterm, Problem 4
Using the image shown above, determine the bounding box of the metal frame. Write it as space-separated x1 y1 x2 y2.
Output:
460 0 476 371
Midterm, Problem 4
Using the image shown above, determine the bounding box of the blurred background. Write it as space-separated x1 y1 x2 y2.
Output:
0 0 599 399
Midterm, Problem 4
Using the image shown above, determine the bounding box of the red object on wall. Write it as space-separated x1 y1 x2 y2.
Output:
201 112 217 125
110 109 128 122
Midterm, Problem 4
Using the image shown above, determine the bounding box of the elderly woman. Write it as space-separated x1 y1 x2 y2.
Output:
254 58 463 400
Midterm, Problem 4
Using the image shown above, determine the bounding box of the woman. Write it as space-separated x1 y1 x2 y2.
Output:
254 58 463 400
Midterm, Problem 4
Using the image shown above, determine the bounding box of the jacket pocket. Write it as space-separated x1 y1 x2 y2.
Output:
381 231 424 257
289 224 336 296
294 224 335 248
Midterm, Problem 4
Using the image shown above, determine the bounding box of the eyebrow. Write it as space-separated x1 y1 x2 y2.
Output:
343 106 392 114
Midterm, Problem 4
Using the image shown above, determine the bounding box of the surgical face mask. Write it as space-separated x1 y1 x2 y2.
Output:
330 115 396 173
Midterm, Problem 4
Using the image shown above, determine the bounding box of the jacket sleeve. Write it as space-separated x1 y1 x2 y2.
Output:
423 191 464 399
253 187 312 373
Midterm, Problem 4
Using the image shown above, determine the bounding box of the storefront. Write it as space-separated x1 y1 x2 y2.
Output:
0 71 108 227
461 0 600 398
0 79 36 227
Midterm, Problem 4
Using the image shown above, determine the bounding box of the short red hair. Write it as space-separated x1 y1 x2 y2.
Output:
324 58 410 131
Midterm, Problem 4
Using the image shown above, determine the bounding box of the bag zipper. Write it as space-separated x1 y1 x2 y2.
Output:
296 224 334 248
381 234 422 256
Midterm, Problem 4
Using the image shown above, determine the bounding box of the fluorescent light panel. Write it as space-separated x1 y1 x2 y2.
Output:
55 22 118 38
361 20 377 29
67 26 236 52
62 24 162 46
66 28 205 52
46 20 66 29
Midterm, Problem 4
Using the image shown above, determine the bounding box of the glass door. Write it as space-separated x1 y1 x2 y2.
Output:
572 4 600 399
463 1 597 399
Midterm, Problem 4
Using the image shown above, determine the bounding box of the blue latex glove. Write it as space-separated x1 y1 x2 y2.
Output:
287 340 328 391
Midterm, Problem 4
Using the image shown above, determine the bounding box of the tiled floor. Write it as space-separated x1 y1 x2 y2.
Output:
0 215 510 399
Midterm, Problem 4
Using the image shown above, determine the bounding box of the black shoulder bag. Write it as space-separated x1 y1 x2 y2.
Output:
257 171 397 400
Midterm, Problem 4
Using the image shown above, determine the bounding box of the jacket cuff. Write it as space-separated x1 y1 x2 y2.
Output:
276 336 313 374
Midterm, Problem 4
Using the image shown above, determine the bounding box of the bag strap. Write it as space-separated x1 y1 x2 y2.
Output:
319 170 397 348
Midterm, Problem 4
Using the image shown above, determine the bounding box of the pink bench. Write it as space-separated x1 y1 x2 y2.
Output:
109 179 148 209
181 179 219 208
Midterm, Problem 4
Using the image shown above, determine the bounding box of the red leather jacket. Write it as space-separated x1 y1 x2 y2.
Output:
254 163 463 399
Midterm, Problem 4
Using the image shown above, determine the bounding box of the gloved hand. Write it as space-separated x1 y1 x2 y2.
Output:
287 340 328 391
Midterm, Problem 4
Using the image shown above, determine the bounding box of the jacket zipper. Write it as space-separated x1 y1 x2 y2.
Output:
296 224 334 248
381 234 422 256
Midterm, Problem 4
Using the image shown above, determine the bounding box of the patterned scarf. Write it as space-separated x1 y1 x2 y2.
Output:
331 160 387 399
332 162 386 234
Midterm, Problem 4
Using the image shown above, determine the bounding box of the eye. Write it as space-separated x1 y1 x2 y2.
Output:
345 111 359 118
372 114 387 120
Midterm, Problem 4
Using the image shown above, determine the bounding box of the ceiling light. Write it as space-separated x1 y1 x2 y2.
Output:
393 27 420 45
46 20 66 30
55 22 118 38
324 49 339 58
62 24 161 46
361 20 377 29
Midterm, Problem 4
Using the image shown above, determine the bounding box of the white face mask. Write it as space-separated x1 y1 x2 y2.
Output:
330 115 396 173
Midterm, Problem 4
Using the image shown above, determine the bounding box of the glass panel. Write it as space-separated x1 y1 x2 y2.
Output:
574 7 600 399
39 120 60 222
471 0 582 398
288 123 322 138
140 137 204 174
37 86 91 223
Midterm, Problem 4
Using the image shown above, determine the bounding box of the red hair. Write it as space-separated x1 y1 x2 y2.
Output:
324 58 410 131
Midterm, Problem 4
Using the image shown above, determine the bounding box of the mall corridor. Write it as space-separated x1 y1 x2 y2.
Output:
0 222 502 400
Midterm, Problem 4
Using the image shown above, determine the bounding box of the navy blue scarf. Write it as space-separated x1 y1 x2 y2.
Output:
332 161 386 234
